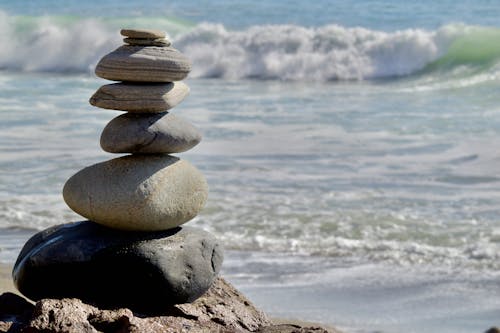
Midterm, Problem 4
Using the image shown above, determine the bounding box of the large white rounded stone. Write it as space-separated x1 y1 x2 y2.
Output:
63 155 208 231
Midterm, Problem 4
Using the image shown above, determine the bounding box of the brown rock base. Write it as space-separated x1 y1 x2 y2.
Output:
0 277 337 333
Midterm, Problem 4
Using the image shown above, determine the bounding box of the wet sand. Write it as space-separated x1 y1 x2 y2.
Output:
0 263 15 294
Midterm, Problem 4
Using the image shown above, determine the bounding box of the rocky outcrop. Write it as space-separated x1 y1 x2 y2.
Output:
0 278 338 333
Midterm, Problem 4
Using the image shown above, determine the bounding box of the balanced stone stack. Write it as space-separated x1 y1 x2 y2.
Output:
12 29 223 314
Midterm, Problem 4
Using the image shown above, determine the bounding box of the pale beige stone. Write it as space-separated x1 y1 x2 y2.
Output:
123 37 171 47
95 45 191 82
63 155 208 231
89 81 189 112
120 28 165 39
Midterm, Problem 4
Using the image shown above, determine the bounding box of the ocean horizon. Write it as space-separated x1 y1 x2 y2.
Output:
1 1 500 332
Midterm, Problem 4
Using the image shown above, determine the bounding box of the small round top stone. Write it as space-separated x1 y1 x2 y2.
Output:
120 28 165 39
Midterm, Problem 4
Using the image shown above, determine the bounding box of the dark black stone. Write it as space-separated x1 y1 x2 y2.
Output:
0 293 33 318
12 221 223 314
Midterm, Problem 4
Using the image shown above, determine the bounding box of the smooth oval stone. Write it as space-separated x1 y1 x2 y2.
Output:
100 113 201 154
120 28 165 39
124 37 171 47
13 222 223 313
89 81 189 112
63 155 208 231
95 45 191 82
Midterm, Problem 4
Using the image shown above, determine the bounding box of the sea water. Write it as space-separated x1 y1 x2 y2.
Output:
1 1 500 332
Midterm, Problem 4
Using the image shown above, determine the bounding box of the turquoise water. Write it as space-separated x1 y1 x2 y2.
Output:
1 1 500 332
2 0 500 30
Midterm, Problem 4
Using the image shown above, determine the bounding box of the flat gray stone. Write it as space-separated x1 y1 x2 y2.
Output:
120 28 165 39
95 45 191 82
63 155 208 231
89 81 189 112
124 37 171 47
100 113 201 154
13 222 223 312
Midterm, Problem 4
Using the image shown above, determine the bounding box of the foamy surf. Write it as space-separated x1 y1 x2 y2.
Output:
223 250 500 333
175 23 500 80
1 11 500 82
0 12 191 73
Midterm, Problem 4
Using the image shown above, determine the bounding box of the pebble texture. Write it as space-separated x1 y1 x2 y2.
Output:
12 222 223 312
124 37 171 47
95 45 191 82
63 155 208 231
100 113 201 154
89 81 189 112
120 29 165 39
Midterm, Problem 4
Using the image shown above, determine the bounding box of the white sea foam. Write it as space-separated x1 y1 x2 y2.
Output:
177 23 500 80
176 23 454 80
0 11 499 81
0 12 120 72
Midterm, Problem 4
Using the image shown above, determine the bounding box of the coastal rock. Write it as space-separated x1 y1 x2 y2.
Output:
29 298 100 333
89 81 189 112
0 278 278 333
13 222 223 312
100 113 201 154
63 155 208 231
175 277 269 331
0 279 338 332
124 37 171 47
95 45 191 82
120 28 166 39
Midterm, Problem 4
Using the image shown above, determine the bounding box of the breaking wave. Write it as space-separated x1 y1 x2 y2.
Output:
1 11 500 81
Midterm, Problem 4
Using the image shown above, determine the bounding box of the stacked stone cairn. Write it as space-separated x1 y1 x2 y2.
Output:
12 29 223 315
